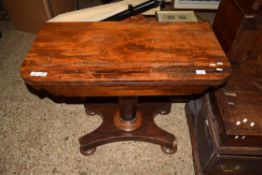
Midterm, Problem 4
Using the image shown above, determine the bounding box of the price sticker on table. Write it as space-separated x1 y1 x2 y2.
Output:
30 71 48 77
196 70 206 75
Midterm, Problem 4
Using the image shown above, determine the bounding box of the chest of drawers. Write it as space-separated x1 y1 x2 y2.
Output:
186 58 262 175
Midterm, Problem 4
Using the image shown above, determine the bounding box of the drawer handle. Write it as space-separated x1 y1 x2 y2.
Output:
220 165 241 172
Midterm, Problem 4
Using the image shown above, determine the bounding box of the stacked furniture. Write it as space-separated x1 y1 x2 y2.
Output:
186 0 262 174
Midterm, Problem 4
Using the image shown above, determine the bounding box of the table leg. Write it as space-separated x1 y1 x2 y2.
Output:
80 97 177 155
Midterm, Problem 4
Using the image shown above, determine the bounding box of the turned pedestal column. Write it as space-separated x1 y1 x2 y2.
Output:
80 97 177 155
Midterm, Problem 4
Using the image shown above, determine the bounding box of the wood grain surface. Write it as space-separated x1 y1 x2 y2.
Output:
214 58 262 137
184 57 262 175
213 0 262 63
20 21 231 97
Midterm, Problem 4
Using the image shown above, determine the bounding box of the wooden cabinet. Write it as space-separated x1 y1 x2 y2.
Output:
186 92 262 175
187 1 262 173
185 56 262 175
212 0 262 63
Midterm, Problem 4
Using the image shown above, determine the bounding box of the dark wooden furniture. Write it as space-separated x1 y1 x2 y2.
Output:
213 0 262 63
186 0 262 172
20 21 231 155
186 57 262 175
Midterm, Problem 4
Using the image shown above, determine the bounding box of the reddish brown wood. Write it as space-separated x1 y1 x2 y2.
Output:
20 21 231 155
185 1 262 173
113 110 143 132
186 95 262 175
185 58 262 175
80 99 176 155
213 0 262 63
212 59 262 146
114 97 142 132
118 97 138 121
20 21 231 97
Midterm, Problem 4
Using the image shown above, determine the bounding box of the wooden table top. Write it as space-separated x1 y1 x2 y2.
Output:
20 21 231 97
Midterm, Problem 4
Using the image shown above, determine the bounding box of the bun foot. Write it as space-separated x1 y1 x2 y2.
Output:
80 147 96 156
159 104 171 115
159 110 169 115
85 108 96 116
161 142 177 154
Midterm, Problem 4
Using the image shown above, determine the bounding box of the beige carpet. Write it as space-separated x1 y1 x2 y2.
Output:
0 21 197 175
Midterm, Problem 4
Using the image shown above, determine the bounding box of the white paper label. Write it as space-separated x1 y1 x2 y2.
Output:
224 92 237 97
196 70 206 75
216 68 223 72
216 62 223 65
228 102 235 105
30 71 48 77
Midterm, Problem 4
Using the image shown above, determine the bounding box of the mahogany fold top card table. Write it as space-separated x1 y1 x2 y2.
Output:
20 21 231 155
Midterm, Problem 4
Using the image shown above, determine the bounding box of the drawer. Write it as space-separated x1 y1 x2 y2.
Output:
186 94 262 175
208 155 262 175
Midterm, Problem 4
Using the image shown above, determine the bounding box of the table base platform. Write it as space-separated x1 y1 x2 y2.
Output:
79 97 177 155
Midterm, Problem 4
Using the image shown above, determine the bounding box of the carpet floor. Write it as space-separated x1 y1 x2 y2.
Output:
0 13 212 174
